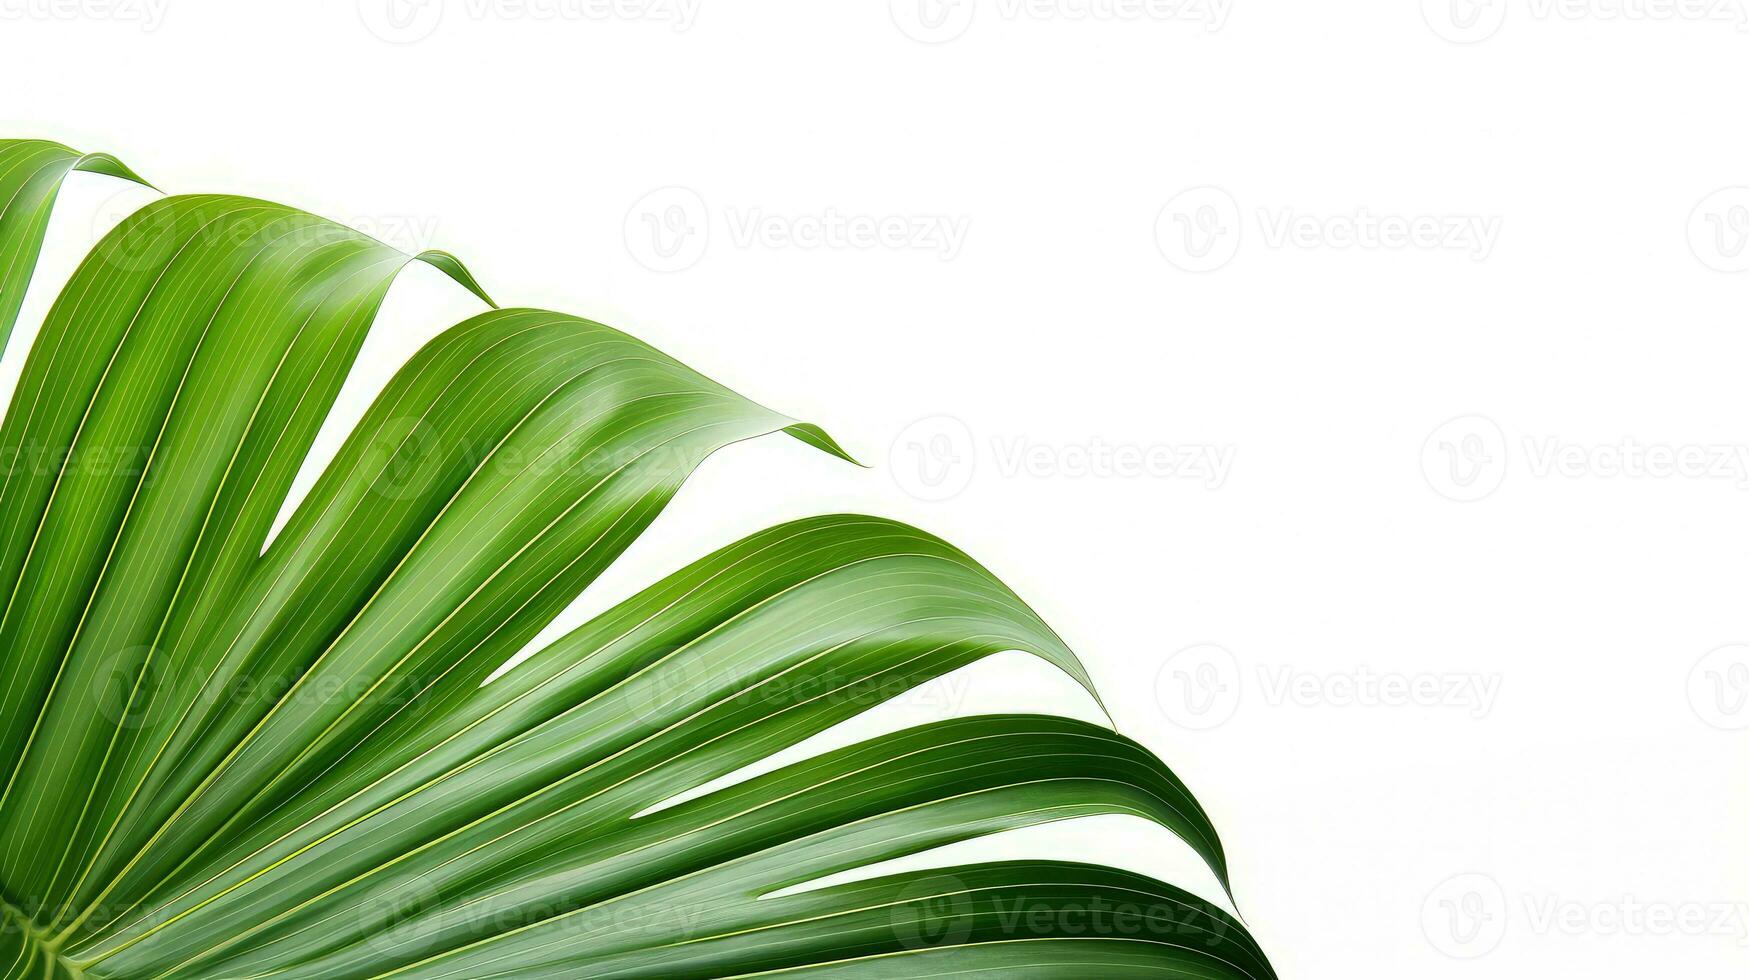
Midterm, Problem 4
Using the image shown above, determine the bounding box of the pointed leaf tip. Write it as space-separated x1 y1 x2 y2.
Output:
414 248 496 307
72 151 154 192
784 421 865 466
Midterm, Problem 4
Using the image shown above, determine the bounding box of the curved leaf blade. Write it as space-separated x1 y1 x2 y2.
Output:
0 139 149 353
0 139 1271 980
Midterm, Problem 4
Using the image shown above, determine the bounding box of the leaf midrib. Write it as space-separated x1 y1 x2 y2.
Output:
3 899 80 979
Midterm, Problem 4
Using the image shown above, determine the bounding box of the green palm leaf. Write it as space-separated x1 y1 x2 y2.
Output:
0 140 149 352
0 139 1274 979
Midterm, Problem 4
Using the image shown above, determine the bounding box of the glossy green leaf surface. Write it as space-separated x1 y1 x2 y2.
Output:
0 139 149 353
0 141 1273 979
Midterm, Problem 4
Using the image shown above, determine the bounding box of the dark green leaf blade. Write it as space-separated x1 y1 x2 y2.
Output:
0 194 489 942
0 139 1271 980
71 519 1235 980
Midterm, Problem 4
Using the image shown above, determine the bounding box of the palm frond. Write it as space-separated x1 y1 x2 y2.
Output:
0 139 1273 979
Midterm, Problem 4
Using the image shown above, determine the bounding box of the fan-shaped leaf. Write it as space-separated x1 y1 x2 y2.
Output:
0 140 1272 980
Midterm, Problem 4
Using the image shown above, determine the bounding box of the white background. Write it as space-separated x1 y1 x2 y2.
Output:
6 1 1749 976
